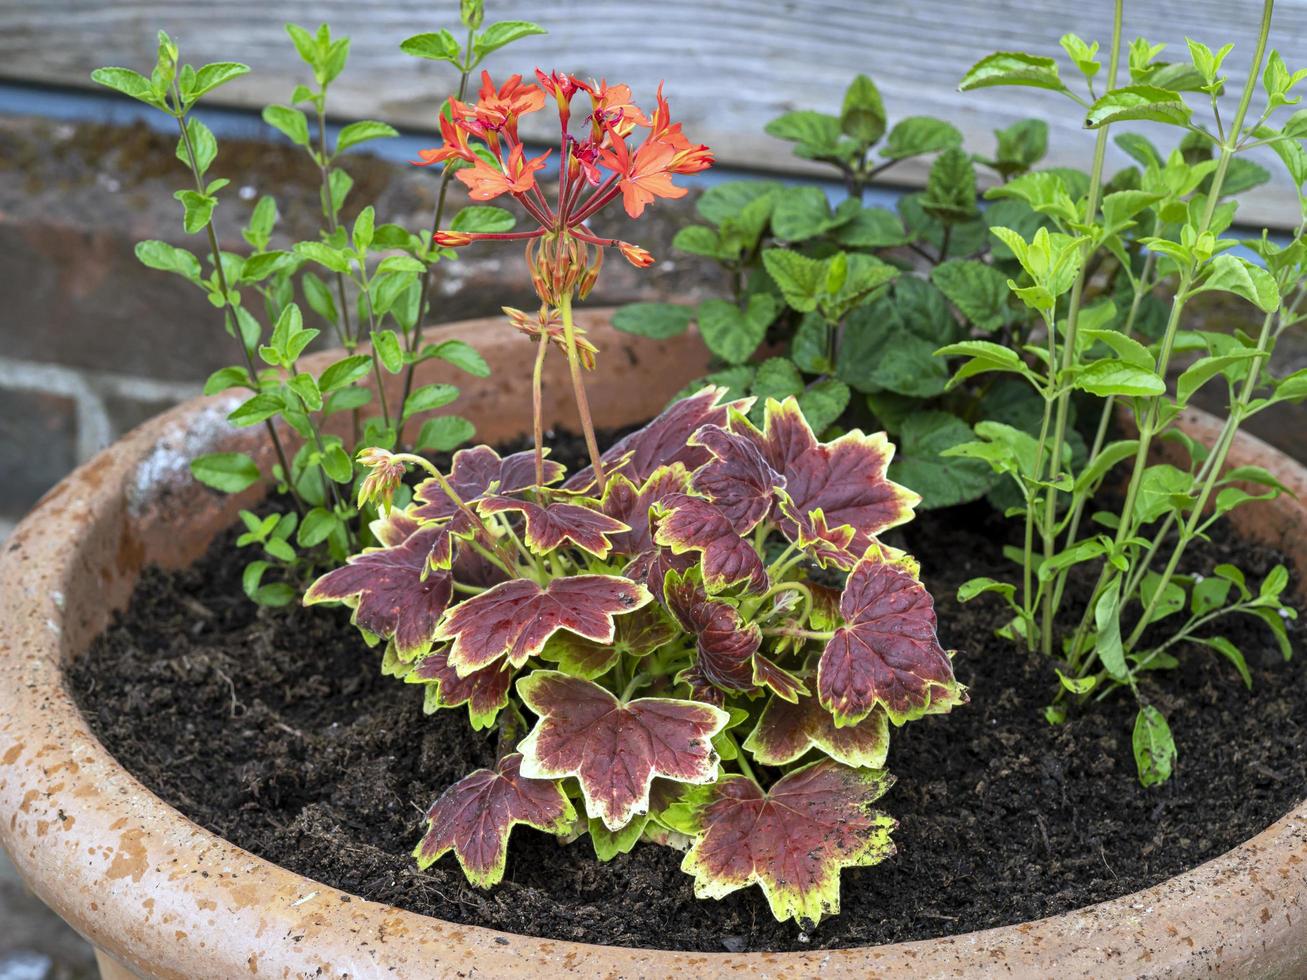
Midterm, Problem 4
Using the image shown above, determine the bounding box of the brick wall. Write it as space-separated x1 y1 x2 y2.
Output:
0 113 724 535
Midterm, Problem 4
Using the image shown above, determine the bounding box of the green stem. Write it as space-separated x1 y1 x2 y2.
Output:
399 44 475 449
356 266 393 430
724 732 756 782
170 88 303 515
1068 0 1275 662
558 292 606 485
530 334 549 489
620 671 650 702
1038 0 1123 653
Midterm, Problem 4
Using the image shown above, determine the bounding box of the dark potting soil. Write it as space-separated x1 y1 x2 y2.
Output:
69 430 1305 954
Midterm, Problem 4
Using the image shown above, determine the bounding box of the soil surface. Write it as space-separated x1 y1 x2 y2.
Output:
70 432 1305 953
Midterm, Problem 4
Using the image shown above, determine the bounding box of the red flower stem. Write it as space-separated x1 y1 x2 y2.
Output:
459 230 548 242
513 191 555 229
556 292 605 486
530 332 549 489
569 180 622 225
569 228 620 249
557 141 574 225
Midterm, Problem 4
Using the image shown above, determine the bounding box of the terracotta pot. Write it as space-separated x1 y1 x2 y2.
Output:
1 310 1305 979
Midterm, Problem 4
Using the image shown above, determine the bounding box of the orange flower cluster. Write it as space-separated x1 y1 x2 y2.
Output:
415 70 713 305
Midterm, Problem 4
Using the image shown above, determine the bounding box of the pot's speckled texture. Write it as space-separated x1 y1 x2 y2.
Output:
1 312 1305 979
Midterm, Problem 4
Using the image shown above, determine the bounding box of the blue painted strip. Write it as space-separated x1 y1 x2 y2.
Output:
0 80 1273 259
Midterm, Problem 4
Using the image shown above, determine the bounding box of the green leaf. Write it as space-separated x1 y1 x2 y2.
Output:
881 116 962 160
930 259 1010 332
840 319 948 397
329 168 353 215
91 67 160 106
697 295 776 365
1200 255 1280 313
319 354 373 392
761 249 827 313
1135 464 1192 523
135 240 201 281
589 815 649 862
321 443 354 483
796 378 851 434
983 119 1049 178
177 117 218 177
764 111 841 157
288 372 322 411
400 30 461 63
424 338 490 377
173 190 216 234
297 507 342 548
416 415 476 452
1201 636 1252 690
959 51 1067 94
352 206 375 253
240 250 293 284
890 411 994 509
228 392 284 428
672 225 727 258
403 383 460 421
337 120 399 154
696 181 782 225
191 62 250 100
1133 705 1176 787
203 366 253 395
1094 579 1128 680
1074 359 1166 398
262 104 310 147
243 196 278 251
831 207 908 248
1086 85 1193 128
190 452 260 493
920 147 978 223
840 73 886 144
371 330 403 373
771 187 854 242
302 272 339 327
375 255 426 275
1055 669 1096 695
750 358 804 404
612 302 693 339
1176 351 1264 407
450 206 516 233
295 241 352 274
473 20 547 58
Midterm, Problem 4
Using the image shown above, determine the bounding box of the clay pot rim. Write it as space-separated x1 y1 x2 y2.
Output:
1 313 1305 978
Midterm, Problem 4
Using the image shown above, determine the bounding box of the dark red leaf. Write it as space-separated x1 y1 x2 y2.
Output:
664 567 761 693
689 424 786 531
777 494 858 570
413 753 575 887
654 494 768 593
819 554 964 725
681 760 896 925
599 463 693 557
566 386 751 489
752 653 809 702
413 445 564 522
743 692 889 768
477 495 629 558
540 603 678 679
517 670 729 830
304 526 454 658
742 397 919 554
438 575 652 675
408 647 513 730
623 546 697 597
370 507 422 547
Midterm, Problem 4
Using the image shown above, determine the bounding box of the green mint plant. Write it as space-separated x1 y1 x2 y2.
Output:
611 73 1072 510
307 388 964 925
944 0 1302 784
90 4 542 605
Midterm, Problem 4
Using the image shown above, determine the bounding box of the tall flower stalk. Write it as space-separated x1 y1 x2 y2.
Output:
416 71 713 481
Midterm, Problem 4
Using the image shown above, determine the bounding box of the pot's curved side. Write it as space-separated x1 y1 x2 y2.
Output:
0 315 1304 979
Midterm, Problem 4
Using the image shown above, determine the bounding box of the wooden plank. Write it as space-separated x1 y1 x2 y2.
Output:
2 0 1304 227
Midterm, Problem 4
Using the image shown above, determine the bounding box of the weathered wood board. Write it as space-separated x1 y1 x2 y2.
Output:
3 0 1305 227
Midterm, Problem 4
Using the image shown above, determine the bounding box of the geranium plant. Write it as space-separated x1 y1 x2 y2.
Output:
309 389 963 924
306 68 965 924
943 0 1302 783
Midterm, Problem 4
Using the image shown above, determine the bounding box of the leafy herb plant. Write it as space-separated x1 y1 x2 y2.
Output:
611 73 1066 509
91 3 542 603
309 389 964 924
945 0 1302 783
